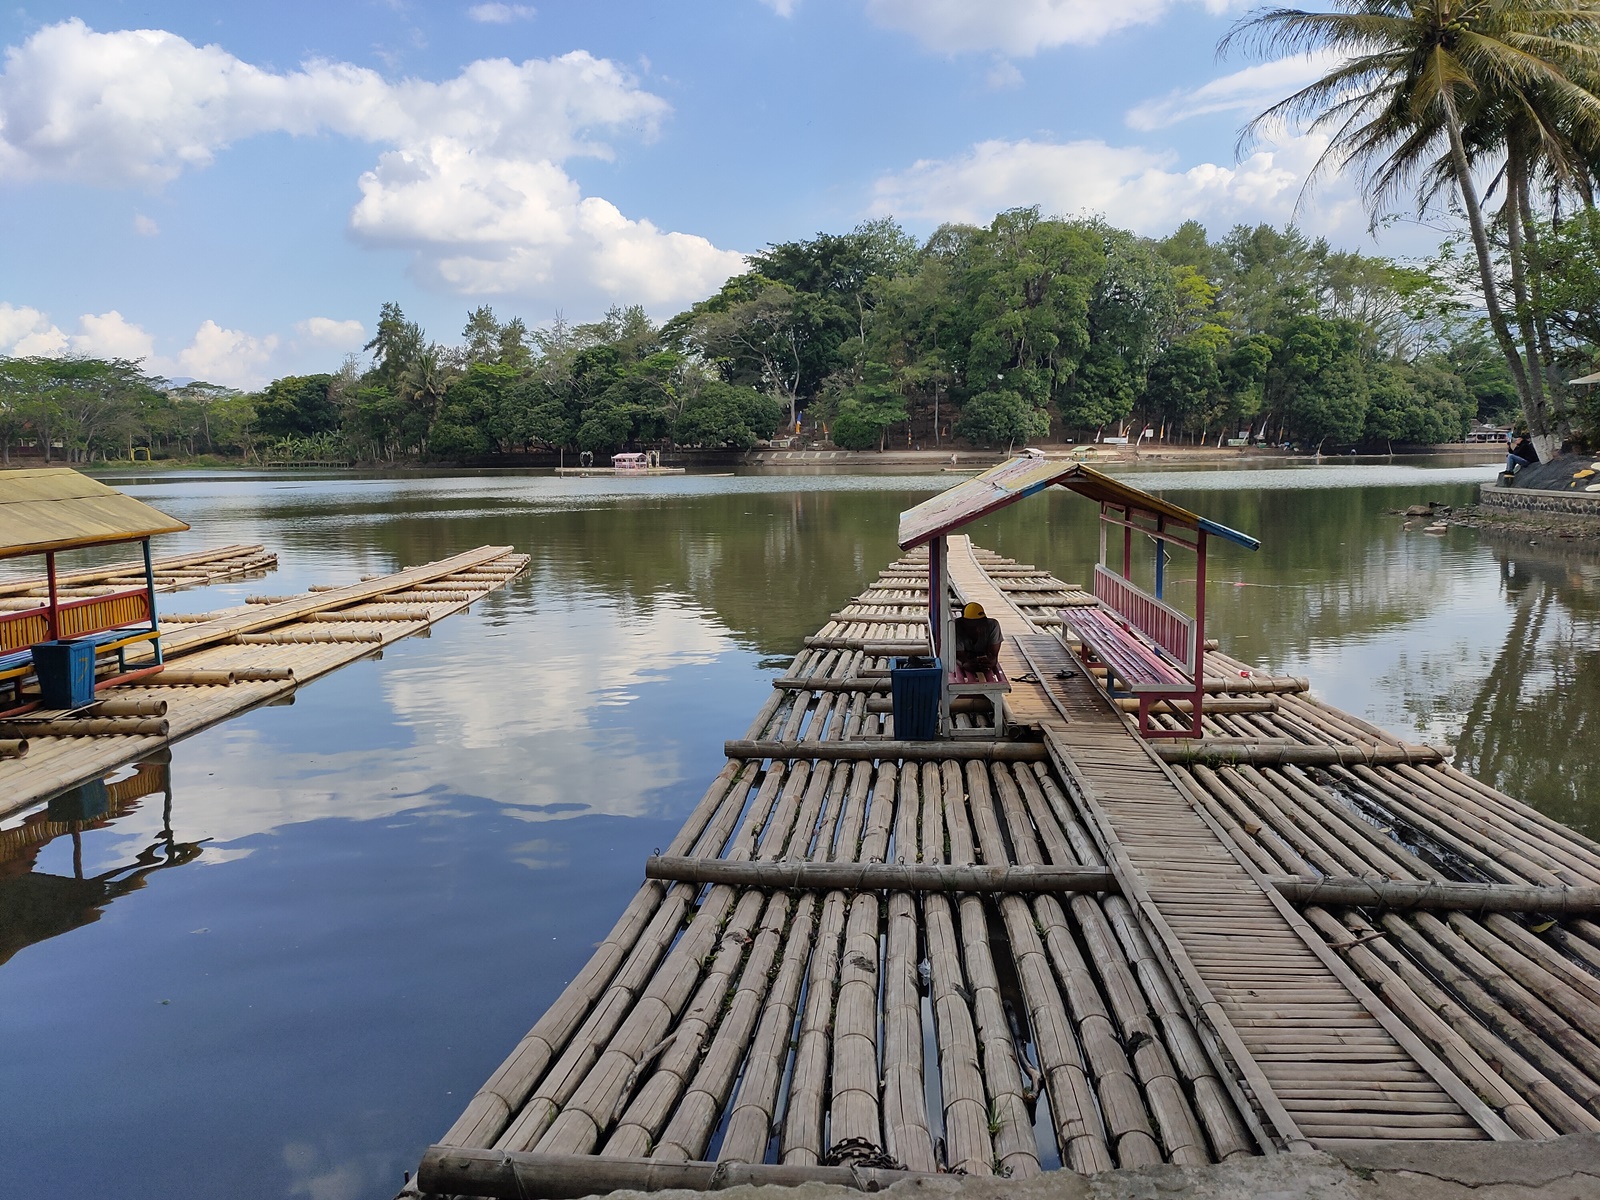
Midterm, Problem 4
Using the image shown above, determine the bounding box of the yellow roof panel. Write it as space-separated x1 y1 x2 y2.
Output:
0 468 189 560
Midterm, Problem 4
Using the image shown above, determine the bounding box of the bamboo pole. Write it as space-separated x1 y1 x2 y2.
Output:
524 766 788 1156
724 739 1047 763
235 629 384 644
1015 764 1214 1166
988 766 1162 1168
1270 876 1600 916
1154 742 1444 767
420 1146 926 1198
600 888 770 1156
1114 697 1277 715
921 859 995 1172
643 857 1114 893
0 544 269 598
1375 914 1600 1110
1319 909 1597 1136
936 759 1038 1179
86 698 167 717
442 760 759 1149
0 717 168 737
141 670 235 686
0 739 27 758
963 760 1114 1173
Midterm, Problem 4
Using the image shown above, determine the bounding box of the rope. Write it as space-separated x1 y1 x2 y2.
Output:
497 1150 530 1200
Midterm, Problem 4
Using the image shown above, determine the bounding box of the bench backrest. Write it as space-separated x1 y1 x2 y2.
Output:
1092 564 1195 673
0 588 153 653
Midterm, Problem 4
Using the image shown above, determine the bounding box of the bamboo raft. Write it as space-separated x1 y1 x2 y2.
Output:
0 544 277 607
0 546 529 820
412 535 1600 1199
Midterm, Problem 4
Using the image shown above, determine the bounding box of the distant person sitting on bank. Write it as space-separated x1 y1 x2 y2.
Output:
1507 433 1538 474
954 601 1002 676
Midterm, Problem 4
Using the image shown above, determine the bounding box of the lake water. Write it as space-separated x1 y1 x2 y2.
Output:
2 459 1595 1200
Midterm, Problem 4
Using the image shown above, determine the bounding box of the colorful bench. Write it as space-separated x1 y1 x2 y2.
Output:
946 660 1009 737
1061 563 1202 738
0 588 163 706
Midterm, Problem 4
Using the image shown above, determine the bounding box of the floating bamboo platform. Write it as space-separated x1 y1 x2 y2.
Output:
0 544 277 607
412 534 1600 1199
553 467 686 477
0 546 528 821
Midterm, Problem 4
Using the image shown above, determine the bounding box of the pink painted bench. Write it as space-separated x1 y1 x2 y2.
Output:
947 661 1009 737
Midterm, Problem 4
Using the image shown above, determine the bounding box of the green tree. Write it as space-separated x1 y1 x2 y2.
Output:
254 374 338 439
953 388 1049 450
1225 1 1600 457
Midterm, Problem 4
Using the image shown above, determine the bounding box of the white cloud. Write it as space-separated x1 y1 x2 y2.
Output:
986 59 1024 90
760 0 799 15
1126 51 1346 131
0 302 60 354
467 2 536 21
870 133 1361 238
351 141 746 301
864 0 1238 56
0 303 281 388
71 310 156 360
0 20 742 309
295 317 367 348
133 212 159 236
173 319 279 387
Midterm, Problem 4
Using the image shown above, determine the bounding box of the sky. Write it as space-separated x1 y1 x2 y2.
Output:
0 1 1405 389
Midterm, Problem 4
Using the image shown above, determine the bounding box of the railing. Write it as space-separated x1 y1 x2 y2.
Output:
0 609 51 654
1092 564 1195 673
0 588 153 653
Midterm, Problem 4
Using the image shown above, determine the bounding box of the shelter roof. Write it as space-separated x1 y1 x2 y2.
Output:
897 453 1259 551
1569 370 1600 385
0 468 189 561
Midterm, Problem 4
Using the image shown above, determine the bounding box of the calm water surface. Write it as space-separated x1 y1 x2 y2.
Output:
2 460 1595 1199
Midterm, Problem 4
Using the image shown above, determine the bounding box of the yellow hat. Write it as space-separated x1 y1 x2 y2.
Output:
962 602 985 619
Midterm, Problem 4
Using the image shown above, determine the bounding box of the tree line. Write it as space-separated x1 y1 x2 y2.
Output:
2 205 1586 464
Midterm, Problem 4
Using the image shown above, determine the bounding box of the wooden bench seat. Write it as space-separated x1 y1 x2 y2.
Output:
1061 605 1190 693
947 662 1009 737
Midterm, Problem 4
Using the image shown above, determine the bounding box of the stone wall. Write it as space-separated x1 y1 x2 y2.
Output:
1479 483 1600 518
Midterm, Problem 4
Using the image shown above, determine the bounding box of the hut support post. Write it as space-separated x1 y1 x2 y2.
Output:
1189 529 1207 738
45 550 59 640
142 538 163 664
930 534 950 735
1154 515 1166 599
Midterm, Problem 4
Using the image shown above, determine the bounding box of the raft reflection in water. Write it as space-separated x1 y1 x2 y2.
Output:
0 755 199 966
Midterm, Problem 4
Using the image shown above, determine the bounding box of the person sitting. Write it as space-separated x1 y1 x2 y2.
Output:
953 601 1002 676
1506 433 1538 474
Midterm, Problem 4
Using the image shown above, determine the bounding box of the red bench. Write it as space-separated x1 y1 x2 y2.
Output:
0 589 162 705
1061 564 1201 736
947 660 1009 737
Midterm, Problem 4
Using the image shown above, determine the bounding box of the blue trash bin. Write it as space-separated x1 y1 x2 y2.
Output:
32 638 97 709
48 779 110 822
890 655 942 741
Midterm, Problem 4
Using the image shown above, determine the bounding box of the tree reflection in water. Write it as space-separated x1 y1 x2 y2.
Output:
1454 545 1600 835
0 758 203 965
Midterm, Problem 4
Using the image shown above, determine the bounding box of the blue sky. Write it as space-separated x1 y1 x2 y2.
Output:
0 2 1389 388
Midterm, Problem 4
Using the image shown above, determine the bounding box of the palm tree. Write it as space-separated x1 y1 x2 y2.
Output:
1223 1 1600 459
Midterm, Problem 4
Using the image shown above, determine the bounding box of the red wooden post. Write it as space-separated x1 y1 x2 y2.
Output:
1122 509 1133 579
45 551 60 641
1191 530 1208 737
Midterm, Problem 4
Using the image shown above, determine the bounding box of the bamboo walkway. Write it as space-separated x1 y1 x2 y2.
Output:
0 546 529 820
414 541 1600 1199
0 544 277 605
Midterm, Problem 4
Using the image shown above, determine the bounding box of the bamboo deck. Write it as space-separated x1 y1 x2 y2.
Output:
0 546 529 820
415 536 1600 1198
0 544 278 605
